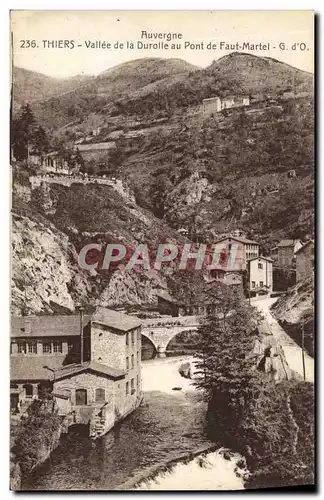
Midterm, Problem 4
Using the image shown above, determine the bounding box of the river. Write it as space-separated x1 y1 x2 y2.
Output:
22 356 245 491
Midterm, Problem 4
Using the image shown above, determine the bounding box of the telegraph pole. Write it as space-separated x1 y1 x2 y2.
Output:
301 317 306 381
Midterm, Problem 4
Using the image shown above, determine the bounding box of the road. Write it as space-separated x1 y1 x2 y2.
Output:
251 297 314 383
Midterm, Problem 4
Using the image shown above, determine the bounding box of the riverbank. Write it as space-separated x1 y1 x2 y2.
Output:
11 410 69 490
21 356 245 491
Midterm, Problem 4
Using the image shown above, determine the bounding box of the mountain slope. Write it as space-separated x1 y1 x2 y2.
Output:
24 58 199 129
12 175 190 315
12 66 93 109
206 52 313 95
12 53 314 251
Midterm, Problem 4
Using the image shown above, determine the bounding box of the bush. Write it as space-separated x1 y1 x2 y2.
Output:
12 403 62 475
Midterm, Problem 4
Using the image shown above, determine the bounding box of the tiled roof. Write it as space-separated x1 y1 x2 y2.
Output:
156 290 177 303
11 315 92 338
215 236 259 245
54 361 125 381
277 239 302 247
11 355 66 381
295 240 314 255
203 96 220 102
92 307 142 332
248 255 273 263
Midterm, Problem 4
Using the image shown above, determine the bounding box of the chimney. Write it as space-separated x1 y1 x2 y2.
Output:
79 307 84 364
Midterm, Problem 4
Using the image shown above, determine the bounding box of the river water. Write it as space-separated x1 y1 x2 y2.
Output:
22 356 245 491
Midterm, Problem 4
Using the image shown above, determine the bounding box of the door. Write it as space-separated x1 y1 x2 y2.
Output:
75 388 87 406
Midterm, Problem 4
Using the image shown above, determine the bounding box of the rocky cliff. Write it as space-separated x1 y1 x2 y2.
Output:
11 212 92 315
271 277 314 356
11 175 182 315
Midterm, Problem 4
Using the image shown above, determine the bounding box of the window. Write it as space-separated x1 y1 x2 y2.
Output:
131 331 135 346
137 375 139 386
260 281 264 287
126 332 129 346
75 388 87 406
18 342 26 354
251 281 255 288
27 342 37 354
23 383 33 397
131 354 134 369
258 263 263 269
68 342 76 353
131 378 135 395
43 342 52 354
95 388 105 403
53 341 62 353
137 351 140 363
126 381 129 395
17 342 26 354
126 357 129 370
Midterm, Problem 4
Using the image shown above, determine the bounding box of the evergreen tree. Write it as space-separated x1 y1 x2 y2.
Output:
33 126 50 156
11 103 49 161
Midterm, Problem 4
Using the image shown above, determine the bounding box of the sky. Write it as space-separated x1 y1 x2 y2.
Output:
11 10 314 78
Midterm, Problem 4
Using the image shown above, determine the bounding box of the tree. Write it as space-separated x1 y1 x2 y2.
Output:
11 104 50 161
73 148 84 169
33 126 50 156
194 288 264 433
149 173 173 218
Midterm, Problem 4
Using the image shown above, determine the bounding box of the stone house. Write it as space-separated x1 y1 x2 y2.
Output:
248 256 273 297
10 314 92 411
277 239 303 268
202 97 222 116
221 95 250 109
202 95 250 116
42 152 70 175
156 289 221 318
210 268 243 287
295 240 314 282
213 236 260 271
10 308 143 438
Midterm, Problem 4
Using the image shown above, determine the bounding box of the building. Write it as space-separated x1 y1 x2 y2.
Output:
248 256 273 297
202 95 250 116
156 290 219 318
10 308 143 438
270 246 278 263
202 97 222 116
213 236 260 271
222 95 250 110
295 240 314 282
178 227 189 236
210 268 244 287
42 152 70 175
277 239 303 268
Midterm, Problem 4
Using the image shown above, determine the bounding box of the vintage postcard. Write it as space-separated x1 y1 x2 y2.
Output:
10 10 314 491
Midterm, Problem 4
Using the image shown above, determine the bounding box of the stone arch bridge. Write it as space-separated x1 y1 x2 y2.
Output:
142 316 200 357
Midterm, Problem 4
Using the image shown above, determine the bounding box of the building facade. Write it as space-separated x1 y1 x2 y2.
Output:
277 239 303 268
213 236 260 271
202 97 222 116
202 95 250 116
10 308 143 438
248 256 273 296
295 240 314 282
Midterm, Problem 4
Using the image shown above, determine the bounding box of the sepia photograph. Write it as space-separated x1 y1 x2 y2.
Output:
9 10 314 491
